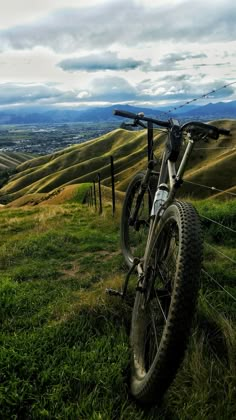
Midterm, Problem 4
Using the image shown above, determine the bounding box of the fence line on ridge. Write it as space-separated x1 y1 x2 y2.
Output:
82 132 235 320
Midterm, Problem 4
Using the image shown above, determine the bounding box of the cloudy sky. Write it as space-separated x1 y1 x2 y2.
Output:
0 0 236 110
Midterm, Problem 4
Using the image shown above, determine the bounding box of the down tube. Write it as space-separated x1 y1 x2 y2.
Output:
158 150 169 186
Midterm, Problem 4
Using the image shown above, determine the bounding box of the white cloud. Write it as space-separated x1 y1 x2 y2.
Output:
0 0 235 107
77 91 90 99
1 74 235 109
0 0 236 53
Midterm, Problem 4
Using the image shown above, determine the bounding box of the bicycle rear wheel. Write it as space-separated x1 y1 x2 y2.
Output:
130 200 203 404
120 171 158 268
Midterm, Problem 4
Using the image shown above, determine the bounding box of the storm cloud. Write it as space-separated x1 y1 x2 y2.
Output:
0 83 70 106
58 52 144 72
0 0 235 108
0 0 236 53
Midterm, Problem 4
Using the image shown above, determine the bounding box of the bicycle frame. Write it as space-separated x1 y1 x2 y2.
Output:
107 107 231 404
138 124 196 280
106 109 230 299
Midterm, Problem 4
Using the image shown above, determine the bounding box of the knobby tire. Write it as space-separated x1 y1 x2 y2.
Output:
130 200 203 404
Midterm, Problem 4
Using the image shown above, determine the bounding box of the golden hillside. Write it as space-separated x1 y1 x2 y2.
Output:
0 151 32 170
0 120 235 204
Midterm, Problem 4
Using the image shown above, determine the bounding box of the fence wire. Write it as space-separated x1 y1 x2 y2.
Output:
200 214 236 234
205 242 236 264
156 80 236 117
184 180 236 197
201 269 236 303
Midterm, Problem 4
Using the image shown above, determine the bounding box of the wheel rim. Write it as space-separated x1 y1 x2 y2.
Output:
132 218 179 376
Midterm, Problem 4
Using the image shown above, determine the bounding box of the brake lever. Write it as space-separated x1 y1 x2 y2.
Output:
186 125 218 142
134 118 147 129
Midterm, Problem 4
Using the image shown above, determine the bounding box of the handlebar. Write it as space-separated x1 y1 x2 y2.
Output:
181 121 231 139
113 109 231 139
113 109 170 128
113 109 138 119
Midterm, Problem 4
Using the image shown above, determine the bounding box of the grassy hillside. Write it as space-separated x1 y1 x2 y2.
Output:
0 120 235 204
0 189 235 418
0 151 34 190
0 151 33 171
0 129 158 202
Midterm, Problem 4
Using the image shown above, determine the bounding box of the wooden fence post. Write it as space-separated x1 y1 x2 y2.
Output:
93 180 97 210
88 188 91 207
90 186 93 207
97 172 102 214
110 155 116 215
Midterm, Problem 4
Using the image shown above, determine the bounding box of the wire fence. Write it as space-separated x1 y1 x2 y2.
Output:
155 80 236 118
184 180 236 198
83 155 116 216
82 114 235 321
83 157 235 317
184 178 236 320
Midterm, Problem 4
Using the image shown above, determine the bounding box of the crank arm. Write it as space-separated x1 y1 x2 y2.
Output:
106 257 140 299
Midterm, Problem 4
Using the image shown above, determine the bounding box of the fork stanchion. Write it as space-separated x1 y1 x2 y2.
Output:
97 172 103 214
110 155 116 216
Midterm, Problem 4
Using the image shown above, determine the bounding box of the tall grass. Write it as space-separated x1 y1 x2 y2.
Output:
0 197 235 418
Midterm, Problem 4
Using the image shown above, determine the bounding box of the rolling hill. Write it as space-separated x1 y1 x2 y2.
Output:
0 119 235 205
0 151 33 171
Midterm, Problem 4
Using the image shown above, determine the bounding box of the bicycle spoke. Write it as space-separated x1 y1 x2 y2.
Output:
150 310 159 350
153 287 167 322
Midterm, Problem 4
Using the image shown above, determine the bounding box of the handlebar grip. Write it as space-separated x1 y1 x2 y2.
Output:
218 128 231 136
113 109 138 119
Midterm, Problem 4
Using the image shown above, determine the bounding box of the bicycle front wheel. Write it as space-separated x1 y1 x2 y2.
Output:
120 171 158 268
130 200 203 404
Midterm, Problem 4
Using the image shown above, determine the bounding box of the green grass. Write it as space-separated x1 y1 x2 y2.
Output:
0 197 235 419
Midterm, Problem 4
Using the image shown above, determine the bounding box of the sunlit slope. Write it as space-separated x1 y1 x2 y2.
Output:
0 120 235 202
0 129 166 201
0 151 32 170
181 120 236 197
183 150 236 197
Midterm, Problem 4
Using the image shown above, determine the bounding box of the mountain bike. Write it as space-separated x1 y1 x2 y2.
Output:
106 109 230 404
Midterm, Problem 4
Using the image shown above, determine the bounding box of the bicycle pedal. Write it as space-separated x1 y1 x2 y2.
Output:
105 288 123 297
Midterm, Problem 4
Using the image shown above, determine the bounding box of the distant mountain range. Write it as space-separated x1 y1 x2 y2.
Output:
0 101 235 124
